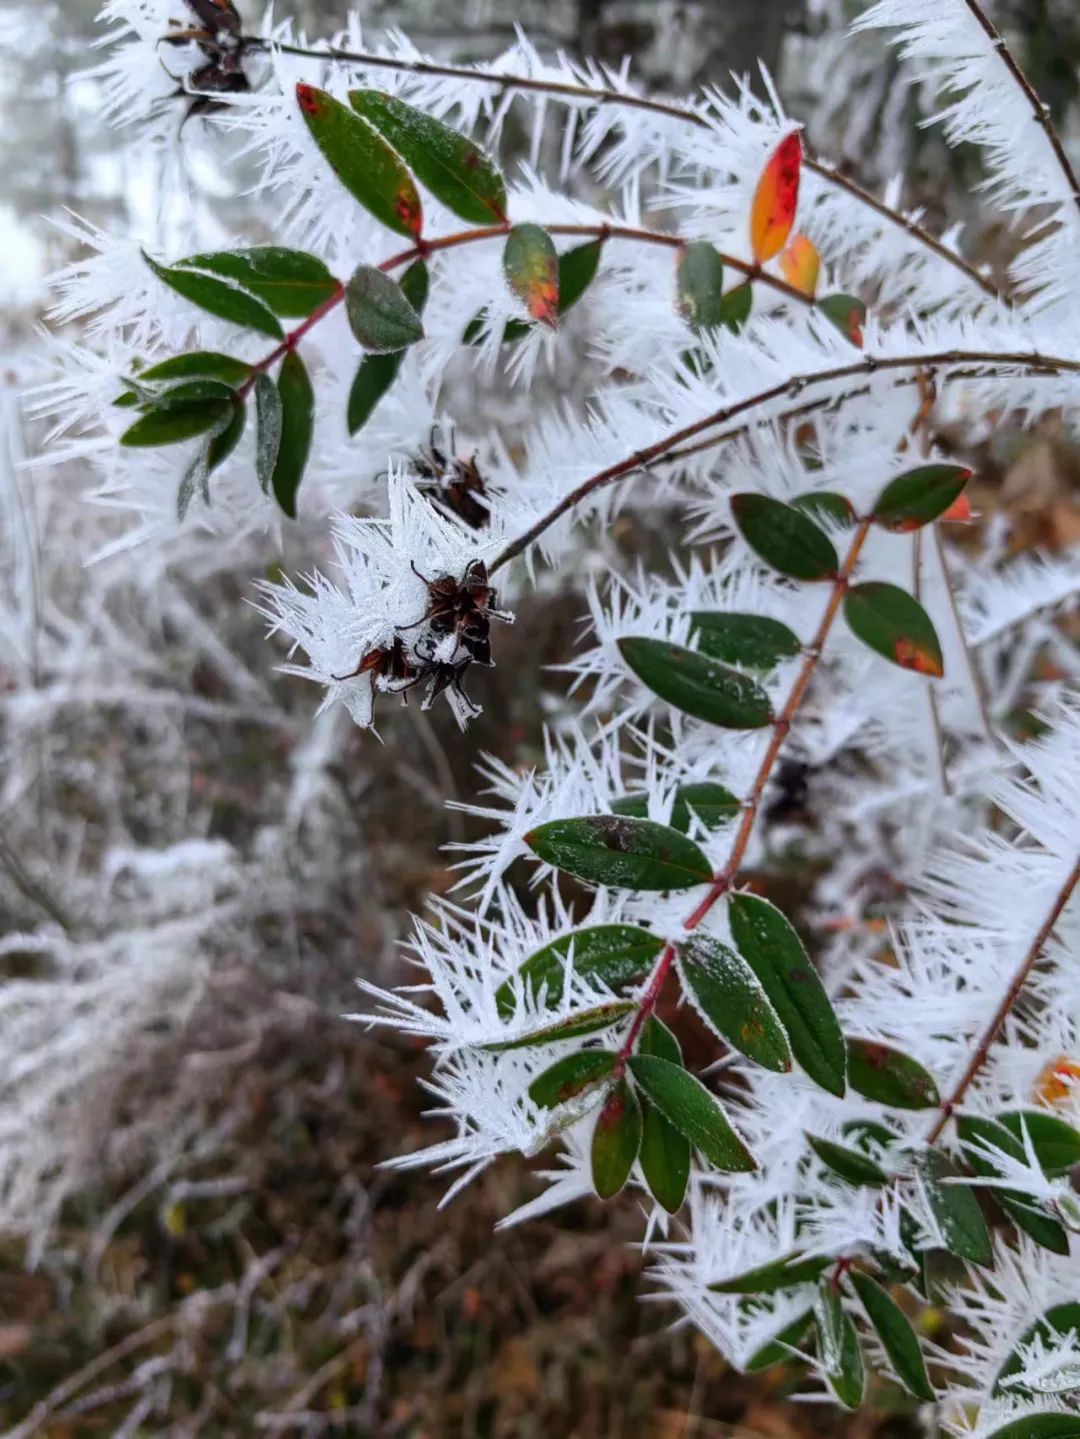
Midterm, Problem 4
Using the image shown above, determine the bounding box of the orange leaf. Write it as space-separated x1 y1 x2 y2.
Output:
1036 1055 1080 1107
779 233 820 296
750 132 802 264
894 637 944 677
940 493 973 523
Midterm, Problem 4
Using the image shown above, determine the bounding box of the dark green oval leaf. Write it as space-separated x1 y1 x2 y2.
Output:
494 924 663 1018
844 582 944 677
528 1049 617 1109
721 280 753 334
637 1017 691 1212
995 1110 1080 1176
254 373 283 494
349 89 507 224
628 1055 755 1172
591 1078 642 1198
128 351 253 388
177 247 339 318
483 1000 634 1052
689 612 802 669
525 816 712 891
872 463 973 533
745 1310 813 1371
916 1148 994 1266
814 1281 865 1410
347 260 429 433
611 783 739 834
792 491 856 527
980 1419 1080 1439
849 1271 935 1400
679 934 792 1073
846 1038 940 1110
731 492 839 581
504 224 559 328
729 893 846 1097
808 1134 888 1187
296 83 423 238
271 349 314 519
206 394 245 471
617 637 774 729
121 397 234 449
677 240 725 332
143 252 283 338
346 264 425 353
709 1253 830 1296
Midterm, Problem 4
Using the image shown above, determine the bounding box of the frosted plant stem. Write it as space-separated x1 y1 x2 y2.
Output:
616 518 874 1067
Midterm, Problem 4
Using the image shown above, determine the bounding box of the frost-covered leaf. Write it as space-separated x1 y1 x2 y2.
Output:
872 464 973 533
846 1038 940 1110
349 89 507 224
843 583 944 677
746 1311 813 1371
995 1302 1080 1399
709 1253 830 1295
807 1134 888 1187
503 224 559 327
494 925 663 1018
617 637 774 729
813 1280 865 1409
731 493 839 581
528 1050 617 1108
750 131 802 263
591 1078 642 1198
176 248 339 317
254 373 283 495
270 350 314 519
818 292 866 346
346 265 425 353
120 385 235 448
637 1017 690 1213
296 84 423 238
678 934 792 1072
729 894 846 1096
791 491 856 527
980 1417 1080 1438
689 612 801 669
612 783 739 833
849 1271 935 1400
917 1148 994 1266
525 817 712 891
347 260 428 433
677 241 726 332
120 351 253 394
483 1000 634 1051
628 1055 756 1171
143 252 283 338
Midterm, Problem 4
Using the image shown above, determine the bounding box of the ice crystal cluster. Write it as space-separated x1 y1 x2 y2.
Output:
28 0 1080 1430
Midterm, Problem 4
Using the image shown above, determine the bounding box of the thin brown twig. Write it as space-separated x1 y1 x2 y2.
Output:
925 854 1080 1145
251 36 1002 301
615 518 875 1066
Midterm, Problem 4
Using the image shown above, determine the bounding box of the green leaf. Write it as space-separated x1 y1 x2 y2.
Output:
120 393 235 448
206 394 245 471
176 247 339 318
980 1419 1080 1439
731 493 839 581
678 934 792 1073
346 265 425 353
611 783 739 834
494 925 663 1018
688 612 802 670
995 1302 1080 1398
846 1038 940 1110
720 281 753 334
745 1311 813 1371
872 463 972 533
528 1049 617 1109
628 1055 755 1172
349 89 507 225
254 373 283 495
844 582 944 678
483 1000 635 1052
729 893 846 1097
296 84 423 238
957 1113 1076 1251
916 1148 994 1266
637 1017 691 1213
807 1134 887 1187
591 1078 642 1199
994 1110 1080 1175
525 816 712 891
814 1281 865 1410
818 292 866 346
791 491 856 527
617 637 774 729
677 241 726 332
270 349 314 519
849 1271 935 1400
124 351 253 388
503 224 559 327
347 260 429 433
709 1253 830 1296
556 238 603 314
143 252 283 338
